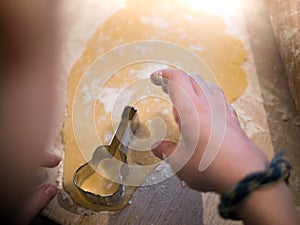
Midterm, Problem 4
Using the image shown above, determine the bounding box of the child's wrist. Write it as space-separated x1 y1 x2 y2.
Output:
217 150 292 220
211 142 269 194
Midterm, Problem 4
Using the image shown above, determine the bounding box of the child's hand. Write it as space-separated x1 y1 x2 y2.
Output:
150 69 268 194
16 153 60 225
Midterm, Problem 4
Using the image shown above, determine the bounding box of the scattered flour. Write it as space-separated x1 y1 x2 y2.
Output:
143 161 174 185
129 63 169 79
189 45 205 52
97 87 134 113
140 16 169 30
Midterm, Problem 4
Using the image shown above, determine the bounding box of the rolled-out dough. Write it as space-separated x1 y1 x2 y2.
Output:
63 0 247 211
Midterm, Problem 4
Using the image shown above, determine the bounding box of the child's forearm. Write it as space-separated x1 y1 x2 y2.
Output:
236 181 299 225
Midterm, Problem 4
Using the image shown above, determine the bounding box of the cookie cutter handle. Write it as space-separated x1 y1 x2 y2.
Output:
108 106 138 158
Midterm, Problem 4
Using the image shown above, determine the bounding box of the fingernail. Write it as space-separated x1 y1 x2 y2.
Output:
150 70 163 85
45 185 57 197
52 155 61 165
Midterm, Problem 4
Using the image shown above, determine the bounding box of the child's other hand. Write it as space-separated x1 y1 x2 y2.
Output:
16 153 61 225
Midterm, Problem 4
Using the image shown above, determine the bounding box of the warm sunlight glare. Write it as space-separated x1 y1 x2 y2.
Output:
184 0 242 15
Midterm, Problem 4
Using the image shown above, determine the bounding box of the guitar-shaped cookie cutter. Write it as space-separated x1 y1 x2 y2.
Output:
73 106 139 206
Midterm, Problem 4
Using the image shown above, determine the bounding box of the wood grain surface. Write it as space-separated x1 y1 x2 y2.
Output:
45 176 204 225
266 0 300 115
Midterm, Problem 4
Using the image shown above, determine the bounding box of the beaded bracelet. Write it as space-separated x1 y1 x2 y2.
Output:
218 150 291 220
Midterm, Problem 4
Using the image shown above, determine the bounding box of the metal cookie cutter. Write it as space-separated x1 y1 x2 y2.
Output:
73 106 139 206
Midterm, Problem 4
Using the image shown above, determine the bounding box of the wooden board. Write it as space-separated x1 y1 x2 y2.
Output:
266 0 300 116
246 0 300 208
42 1 275 224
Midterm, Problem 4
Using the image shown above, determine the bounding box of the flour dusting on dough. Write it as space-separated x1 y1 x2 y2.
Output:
97 88 134 113
144 161 174 185
103 132 113 144
81 79 101 104
140 16 169 30
189 45 205 51
129 64 169 79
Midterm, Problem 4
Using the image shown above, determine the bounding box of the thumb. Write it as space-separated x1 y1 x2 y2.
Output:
151 140 177 160
17 184 57 225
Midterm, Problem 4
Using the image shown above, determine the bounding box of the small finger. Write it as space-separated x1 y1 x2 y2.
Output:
41 152 61 168
17 184 57 224
152 141 194 180
190 74 227 111
173 106 181 128
189 73 213 97
151 69 197 118
151 140 177 160
205 80 226 103
150 69 200 143
151 69 196 97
